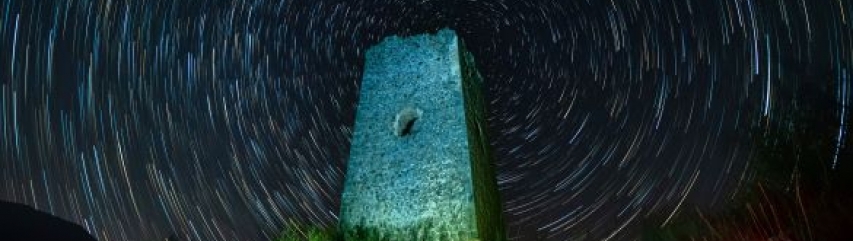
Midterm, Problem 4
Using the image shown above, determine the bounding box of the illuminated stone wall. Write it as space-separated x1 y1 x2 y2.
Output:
340 28 504 241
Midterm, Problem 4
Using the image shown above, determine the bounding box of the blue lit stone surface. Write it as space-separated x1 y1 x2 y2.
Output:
340 29 478 240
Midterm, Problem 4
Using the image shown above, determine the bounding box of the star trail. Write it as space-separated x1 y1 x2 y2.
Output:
1 0 851 241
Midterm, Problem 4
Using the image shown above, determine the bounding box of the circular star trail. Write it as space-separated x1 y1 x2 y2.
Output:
1 0 851 241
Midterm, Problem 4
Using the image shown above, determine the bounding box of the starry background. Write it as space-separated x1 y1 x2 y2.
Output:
0 0 851 240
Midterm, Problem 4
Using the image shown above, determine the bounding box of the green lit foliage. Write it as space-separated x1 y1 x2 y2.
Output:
276 217 484 241
275 221 341 241
341 217 478 241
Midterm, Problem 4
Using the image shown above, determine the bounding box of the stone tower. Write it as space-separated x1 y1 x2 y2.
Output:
340 29 505 241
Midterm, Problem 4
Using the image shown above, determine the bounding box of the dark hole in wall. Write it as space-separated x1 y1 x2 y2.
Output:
400 117 417 136
394 107 422 137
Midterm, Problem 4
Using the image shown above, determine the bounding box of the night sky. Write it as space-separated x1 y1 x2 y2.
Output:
1 0 851 241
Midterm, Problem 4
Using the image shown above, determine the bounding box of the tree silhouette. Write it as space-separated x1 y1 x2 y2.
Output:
641 68 853 241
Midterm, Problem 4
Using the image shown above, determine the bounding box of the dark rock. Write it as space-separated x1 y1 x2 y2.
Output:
0 200 98 241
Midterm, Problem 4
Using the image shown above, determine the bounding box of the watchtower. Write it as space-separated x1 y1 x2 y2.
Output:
340 29 505 241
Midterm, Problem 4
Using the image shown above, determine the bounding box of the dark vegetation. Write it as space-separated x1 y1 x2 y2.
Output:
642 70 853 241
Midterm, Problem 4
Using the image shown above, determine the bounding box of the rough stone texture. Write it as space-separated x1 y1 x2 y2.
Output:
341 28 504 240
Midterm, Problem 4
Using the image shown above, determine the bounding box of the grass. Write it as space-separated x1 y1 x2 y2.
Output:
341 216 478 241
276 217 483 241
275 222 340 241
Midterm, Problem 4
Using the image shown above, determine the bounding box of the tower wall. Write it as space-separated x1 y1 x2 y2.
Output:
341 28 504 241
